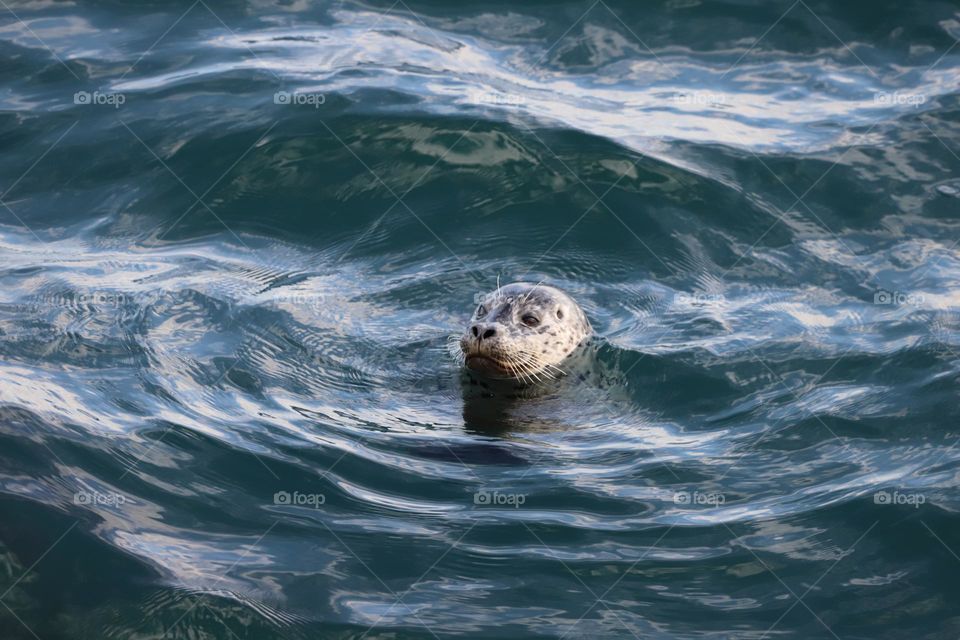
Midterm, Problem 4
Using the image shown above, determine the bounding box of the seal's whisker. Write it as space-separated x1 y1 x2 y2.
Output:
539 361 567 377
509 351 553 382
517 361 549 382
536 361 564 379
512 349 560 377
504 352 538 383
518 361 544 384
518 369 534 385
446 333 466 366
510 360 533 385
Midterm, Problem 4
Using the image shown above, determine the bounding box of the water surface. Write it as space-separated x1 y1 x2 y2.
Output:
2 1 960 638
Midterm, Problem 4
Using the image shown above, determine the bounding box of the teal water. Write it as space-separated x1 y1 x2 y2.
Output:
2 1 960 638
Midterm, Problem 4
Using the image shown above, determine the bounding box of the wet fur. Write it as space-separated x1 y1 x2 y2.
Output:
452 282 592 386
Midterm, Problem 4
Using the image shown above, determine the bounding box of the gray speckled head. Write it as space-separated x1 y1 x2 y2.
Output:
459 282 592 381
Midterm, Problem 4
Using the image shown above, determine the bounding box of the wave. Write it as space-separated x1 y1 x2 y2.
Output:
108 7 960 167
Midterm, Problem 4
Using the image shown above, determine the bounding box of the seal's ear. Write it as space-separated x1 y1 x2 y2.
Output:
556 308 564 319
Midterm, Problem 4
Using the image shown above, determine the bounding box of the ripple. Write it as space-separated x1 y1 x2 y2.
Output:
2 0 960 637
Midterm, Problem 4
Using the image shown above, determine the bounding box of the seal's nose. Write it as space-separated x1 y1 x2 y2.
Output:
471 324 496 340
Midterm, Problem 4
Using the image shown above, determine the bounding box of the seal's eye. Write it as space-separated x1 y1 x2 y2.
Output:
556 308 564 319
521 314 540 327
476 305 486 317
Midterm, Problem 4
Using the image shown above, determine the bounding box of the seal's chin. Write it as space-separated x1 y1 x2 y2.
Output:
464 354 515 378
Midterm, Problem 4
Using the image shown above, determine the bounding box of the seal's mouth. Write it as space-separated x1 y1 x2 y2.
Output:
464 354 515 377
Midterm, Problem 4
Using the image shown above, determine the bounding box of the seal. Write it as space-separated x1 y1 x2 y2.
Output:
457 282 592 384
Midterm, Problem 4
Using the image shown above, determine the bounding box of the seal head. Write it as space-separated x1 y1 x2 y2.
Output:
459 282 591 382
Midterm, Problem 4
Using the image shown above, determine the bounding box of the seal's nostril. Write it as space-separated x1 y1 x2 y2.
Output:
471 325 479 338
482 328 496 340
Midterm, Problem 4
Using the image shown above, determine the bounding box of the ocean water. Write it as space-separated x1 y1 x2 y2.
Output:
2 0 960 638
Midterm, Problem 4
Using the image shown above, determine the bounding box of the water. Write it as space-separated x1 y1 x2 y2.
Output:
2 0 960 638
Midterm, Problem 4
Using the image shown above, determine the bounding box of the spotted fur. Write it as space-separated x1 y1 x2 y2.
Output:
457 282 592 383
